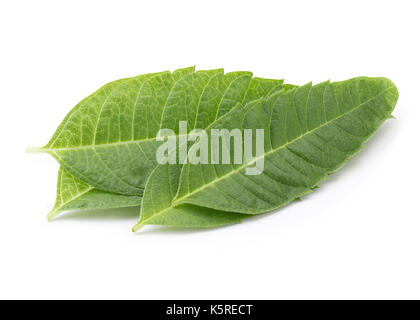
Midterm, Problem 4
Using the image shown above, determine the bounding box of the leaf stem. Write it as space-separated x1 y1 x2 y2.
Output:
26 146 45 153
132 220 145 232
47 209 60 222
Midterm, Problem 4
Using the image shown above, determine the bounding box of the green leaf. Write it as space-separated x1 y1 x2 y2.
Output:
48 167 141 221
36 68 287 197
133 77 398 230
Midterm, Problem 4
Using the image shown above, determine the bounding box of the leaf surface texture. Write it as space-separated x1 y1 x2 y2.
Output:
134 77 398 230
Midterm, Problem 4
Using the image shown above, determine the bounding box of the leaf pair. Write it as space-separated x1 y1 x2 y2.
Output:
31 67 398 231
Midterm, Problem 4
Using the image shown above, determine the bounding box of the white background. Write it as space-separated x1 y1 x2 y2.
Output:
1 0 419 299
